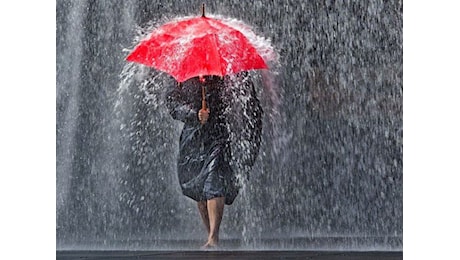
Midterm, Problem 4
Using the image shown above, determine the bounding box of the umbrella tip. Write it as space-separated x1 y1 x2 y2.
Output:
201 3 205 17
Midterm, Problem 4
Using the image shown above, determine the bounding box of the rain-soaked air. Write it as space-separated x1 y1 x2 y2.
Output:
56 0 402 251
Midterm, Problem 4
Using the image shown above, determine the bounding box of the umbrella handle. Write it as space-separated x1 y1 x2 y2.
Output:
200 85 209 125
201 85 207 110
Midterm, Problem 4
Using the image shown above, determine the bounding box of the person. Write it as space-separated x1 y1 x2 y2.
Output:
166 73 262 249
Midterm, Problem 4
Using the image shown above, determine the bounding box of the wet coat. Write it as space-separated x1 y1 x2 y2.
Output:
166 75 262 205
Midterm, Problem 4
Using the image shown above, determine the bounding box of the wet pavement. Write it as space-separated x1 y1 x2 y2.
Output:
56 250 402 259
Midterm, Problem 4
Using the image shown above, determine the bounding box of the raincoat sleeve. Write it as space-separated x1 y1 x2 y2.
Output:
166 86 199 125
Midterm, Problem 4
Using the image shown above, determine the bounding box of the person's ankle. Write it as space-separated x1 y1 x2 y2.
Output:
207 234 219 244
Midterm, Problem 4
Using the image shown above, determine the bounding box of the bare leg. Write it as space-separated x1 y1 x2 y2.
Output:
202 197 225 248
197 201 210 236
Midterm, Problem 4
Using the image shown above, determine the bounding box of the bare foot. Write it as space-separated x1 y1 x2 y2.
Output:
200 239 218 250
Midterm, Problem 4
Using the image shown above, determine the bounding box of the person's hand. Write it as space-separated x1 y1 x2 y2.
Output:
198 108 210 125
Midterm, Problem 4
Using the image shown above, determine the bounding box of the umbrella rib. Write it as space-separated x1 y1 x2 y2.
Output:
208 33 225 76
201 17 226 76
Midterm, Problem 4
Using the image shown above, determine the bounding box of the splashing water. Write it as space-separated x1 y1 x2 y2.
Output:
118 13 284 199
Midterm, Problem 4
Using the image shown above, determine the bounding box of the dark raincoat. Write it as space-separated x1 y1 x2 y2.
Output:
166 75 262 205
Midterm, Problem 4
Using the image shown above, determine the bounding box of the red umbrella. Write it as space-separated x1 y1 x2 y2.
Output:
126 5 268 83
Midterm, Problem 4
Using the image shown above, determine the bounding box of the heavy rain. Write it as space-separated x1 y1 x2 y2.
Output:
56 0 402 251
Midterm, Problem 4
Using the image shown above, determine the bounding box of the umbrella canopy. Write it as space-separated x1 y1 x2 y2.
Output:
126 8 268 82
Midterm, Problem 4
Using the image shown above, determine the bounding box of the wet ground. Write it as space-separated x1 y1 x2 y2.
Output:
56 250 402 260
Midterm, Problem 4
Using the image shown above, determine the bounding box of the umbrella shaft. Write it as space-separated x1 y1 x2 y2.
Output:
202 85 207 110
